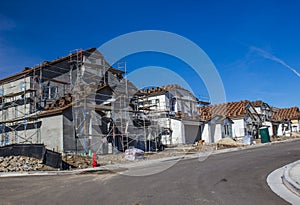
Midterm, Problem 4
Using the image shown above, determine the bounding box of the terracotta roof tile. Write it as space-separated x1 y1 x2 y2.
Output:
199 100 251 120
251 100 263 107
272 107 300 121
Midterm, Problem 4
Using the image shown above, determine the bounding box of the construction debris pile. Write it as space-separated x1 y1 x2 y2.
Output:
217 138 243 149
62 154 93 169
0 156 55 172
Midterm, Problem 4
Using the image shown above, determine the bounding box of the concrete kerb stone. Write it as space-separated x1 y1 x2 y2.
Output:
267 167 300 205
282 160 300 197
1 137 300 177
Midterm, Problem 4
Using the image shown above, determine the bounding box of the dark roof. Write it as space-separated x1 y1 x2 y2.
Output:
0 48 97 84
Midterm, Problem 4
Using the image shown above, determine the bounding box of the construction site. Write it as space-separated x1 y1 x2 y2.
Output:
1 47 299 172
0 48 203 159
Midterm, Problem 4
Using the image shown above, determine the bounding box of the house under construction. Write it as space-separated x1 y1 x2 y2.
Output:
0 48 165 154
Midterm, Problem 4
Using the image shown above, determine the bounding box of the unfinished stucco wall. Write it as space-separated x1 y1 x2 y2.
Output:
62 108 82 153
1 126 41 145
0 77 34 121
40 115 63 152
88 110 108 154
1 77 32 95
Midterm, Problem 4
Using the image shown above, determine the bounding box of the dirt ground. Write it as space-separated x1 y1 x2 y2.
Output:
91 133 300 167
3 133 299 172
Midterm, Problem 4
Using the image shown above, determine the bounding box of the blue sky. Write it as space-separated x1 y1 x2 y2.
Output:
0 0 299 108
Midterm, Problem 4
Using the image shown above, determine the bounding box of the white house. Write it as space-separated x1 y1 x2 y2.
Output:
199 100 261 143
201 115 234 143
272 106 300 136
137 84 202 145
251 100 274 136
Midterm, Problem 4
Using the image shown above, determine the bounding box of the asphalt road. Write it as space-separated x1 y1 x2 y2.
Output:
1 141 300 205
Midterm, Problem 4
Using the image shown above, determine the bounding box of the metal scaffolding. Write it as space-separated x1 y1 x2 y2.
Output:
0 48 171 154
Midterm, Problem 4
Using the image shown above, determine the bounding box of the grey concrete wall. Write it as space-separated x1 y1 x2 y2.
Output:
40 115 63 152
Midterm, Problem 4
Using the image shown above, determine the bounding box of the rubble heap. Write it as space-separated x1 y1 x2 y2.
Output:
217 137 243 149
0 156 55 172
62 154 93 169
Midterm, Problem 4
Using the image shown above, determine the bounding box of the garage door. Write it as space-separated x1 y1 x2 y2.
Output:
184 125 201 144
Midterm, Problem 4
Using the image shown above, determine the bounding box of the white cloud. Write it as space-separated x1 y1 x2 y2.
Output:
250 46 300 78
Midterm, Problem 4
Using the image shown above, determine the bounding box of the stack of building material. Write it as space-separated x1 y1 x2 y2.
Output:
44 94 73 110
124 148 144 160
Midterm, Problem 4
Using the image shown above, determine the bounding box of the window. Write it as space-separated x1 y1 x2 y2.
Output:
170 98 176 112
19 82 26 91
2 110 7 120
42 86 49 100
155 99 160 104
50 86 58 99
224 125 228 135
0 88 3 96
224 124 231 136
147 100 152 105
42 86 58 100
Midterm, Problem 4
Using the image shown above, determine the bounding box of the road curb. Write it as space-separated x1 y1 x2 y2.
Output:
282 160 300 197
267 167 300 205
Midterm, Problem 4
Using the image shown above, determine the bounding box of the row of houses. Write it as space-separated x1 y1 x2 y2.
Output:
0 48 299 154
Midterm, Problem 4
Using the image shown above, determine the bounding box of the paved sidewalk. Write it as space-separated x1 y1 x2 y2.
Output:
284 160 300 197
289 163 300 186
269 160 300 204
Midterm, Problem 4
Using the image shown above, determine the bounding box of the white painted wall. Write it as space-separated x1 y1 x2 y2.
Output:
170 118 184 144
277 124 291 136
291 120 300 132
263 121 273 136
232 118 245 138
158 118 183 145
202 123 232 143
254 107 262 115
213 124 222 142
201 124 210 143
139 95 169 111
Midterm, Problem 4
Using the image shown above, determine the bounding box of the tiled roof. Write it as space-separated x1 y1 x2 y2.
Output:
272 107 300 121
251 100 263 107
139 84 197 100
251 100 271 110
199 100 251 120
